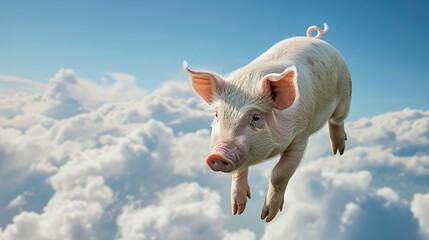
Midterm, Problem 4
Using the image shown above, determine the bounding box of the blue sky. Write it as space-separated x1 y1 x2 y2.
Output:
1 0 428 121
1 1 429 240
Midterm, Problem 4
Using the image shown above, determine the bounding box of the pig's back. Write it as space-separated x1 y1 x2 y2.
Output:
252 37 343 68
282 37 348 134
252 37 349 134
227 36 349 135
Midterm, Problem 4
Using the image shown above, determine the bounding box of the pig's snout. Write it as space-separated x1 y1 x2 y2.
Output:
207 143 246 172
206 154 235 172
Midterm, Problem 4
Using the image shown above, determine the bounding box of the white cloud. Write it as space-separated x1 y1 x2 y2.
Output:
116 182 225 240
301 109 429 176
321 170 372 191
67 72 145 107
0 69 428 239
6 191 34 210
260 164 423 240
411 191 429 238
0 212 50 240
0 75 46 87
151 80 196 100
170 129 211 176
116 182 256 240
259 109 429 240
223 229 256 240
376 187 400 207
43 69 145 107
0 75 46 95
0 69 218 239
0 176 113 240
261 168 372 240
340 203 361 228
0 69 146 127
7 195 26 209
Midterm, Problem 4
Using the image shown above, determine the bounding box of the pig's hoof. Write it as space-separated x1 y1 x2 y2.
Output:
329 123 347 155
231 184 251 215
261 190 284 222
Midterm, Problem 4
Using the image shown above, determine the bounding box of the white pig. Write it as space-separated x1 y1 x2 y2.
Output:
183 23 351 222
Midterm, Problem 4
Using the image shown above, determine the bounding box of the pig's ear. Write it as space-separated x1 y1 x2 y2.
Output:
183 61 224 104
260 66 297 110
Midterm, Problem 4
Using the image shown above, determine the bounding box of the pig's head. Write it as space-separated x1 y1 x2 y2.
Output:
183 61 297 173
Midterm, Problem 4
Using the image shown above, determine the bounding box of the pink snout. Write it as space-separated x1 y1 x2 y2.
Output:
206 154 235 173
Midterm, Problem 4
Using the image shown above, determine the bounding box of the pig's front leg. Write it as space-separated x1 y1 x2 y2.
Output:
261 137 308 222
231 168 251 215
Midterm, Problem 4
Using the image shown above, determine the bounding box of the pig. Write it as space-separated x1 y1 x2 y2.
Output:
183 23 351 222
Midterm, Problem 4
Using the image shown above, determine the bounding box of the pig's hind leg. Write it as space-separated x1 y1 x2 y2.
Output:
329 122 347 155
329 73 351 155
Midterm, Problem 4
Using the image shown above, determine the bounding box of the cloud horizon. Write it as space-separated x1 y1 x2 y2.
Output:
1 69 428 240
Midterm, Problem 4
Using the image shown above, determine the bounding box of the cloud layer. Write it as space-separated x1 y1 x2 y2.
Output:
0 69 428 239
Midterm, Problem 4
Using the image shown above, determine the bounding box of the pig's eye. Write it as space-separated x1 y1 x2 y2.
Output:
252 114 260 122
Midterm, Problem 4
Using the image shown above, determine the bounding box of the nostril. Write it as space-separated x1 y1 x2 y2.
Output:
222 161 230 166
207 159 215 167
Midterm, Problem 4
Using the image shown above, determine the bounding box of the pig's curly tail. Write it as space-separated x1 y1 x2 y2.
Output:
306 23 329 39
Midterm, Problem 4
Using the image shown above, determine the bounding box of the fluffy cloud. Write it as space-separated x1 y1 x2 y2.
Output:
259 109 429 240
65 72 145 107
1 176 113 240
1 69 428 239
0 75 46 95
0 69 145 126
116 182 255 240
411 191 429 238
223 229 256 240
170 129 211 176
376 187 401 207
0 69 250 239
301 109 429 175
340 203 361 229
116 182 224 240
260 164 423 240
6 195 26 209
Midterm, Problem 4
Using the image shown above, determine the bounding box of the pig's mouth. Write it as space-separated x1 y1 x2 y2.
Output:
206 144 242 173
